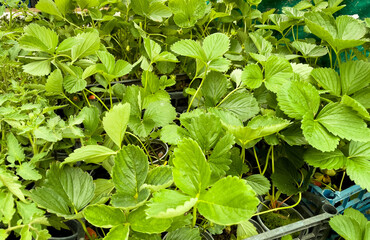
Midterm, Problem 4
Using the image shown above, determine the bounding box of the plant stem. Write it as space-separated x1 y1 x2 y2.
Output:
253 146 262 174
262 146 272 176
253 192 302 217
339 171 346 191
125 132 152 164
62 93 82 110
77 218 92 240
187 66 208 112
192 203 198 228
215 87 242 108
85 88 110 111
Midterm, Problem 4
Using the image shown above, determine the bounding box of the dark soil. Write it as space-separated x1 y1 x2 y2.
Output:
47 226 74 237
213 226 237 240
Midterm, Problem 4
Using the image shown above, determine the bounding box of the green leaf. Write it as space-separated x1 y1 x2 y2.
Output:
90 179 114 205
245 174 270 195
7 133 25 163
292 41 327 58
203 33 230 60
76 0 99 10
311 67 341 96
20 225 32 240
146 189 197 218
198 176 259 225
304 12 337 47
304 149 347 169
341 95 370 121
208 57 231 72
17 163 42 181
352 87 370 109
103 103 130 148
249 32 273 56
0 191 15 224
31 164 95 217
128 205 172 234
277 81 320 119
22 60 51 76
0 229 8 240
35 0 64 18
144 38 161 61
0 168 25 202
264 55 293 93
63 145 116 164
329 215 362 240
142 166 173 192
166 227 201 240
168 0 207 28
340 60 370 95
344 208 367 232
317 103 370 142
112 145 148 208
228 115 290 147
173 139 211 196
301 112 339 152
237 220 258 239
160 125 188 145
84 205 126 228
348 141 370 160
144 101 176 127
242 64 263 89
16 201 44 225
171 39 206 60
63 66 86 93
182 113 223 152
218 89 259 122
347 158 370 191
202 71 228 107
105 225 130 240
208 133 235 183
19 23 58 54
79 106 100 135
132 0 172 22
45 69 64 95
111 189 150 210
71 30 100 62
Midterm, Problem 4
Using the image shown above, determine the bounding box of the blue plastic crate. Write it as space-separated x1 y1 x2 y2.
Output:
310 184 370 220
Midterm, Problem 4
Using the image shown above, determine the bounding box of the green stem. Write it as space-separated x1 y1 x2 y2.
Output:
187 66 208 112
126 132 152 164
262 146 272 176
253 192 302 217
253 147 262 174
192 203 198 228
85 89 110 111
215 87 242 108
339 171 346 192
82 90 91 107
62 93 82 110
77 218 92 240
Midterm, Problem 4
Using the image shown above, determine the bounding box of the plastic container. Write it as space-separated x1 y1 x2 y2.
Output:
310 184 370 219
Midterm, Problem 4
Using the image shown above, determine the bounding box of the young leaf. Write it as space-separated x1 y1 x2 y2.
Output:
142 166 173 192
173 139 211 197
0 168 26 202
128 205 172 234
7 133 25 163
144 38 161 61
103 103 130 148
277 81 320 120
316 103 370 142
71 31 100 62
16 163 42 181
22 60 51 76
171 40 206 60
146 189 197 218
198 176 259 225
31 164 95 217
63 145 116 164
0 191 15 224
35 0 64 18
301 112 340 152
168 0 207 28
84 205 126 228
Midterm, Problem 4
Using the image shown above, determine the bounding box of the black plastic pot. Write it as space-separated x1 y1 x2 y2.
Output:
41 220 84 240
249 219 264 234
256 200 308 240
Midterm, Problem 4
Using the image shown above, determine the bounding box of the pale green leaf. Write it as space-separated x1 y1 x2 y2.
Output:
84 205 126 228
344 208 367 232
104 224 129 240
142 166 173 192
144 101 176 127
305 12 336 47
166 227 201 240
291 63 313 82
208 57 231 72
103 103 130 148
202 71 228 107
146 189 197 218
90 179 114 205
348 141 370 160
7 133 25 163
76 0 99 10
311 67 341 96
160 125 188 145
198 176 259 225
237 220 258 239
341 95 370 121
17 202 44 224
301 112 339 152
304 148 347 169
20 225 32 240
63 145 116 164
36 0 63 18
264 55 293 93
171 39 206 60
292 41 327 58
203 33 230 60
277 81 320 119
249 32 273 55
173 139 211 196
71 31 100 62
329 215 362 240
347 158 370 191
245 175 270 195
45 69 63 95
218 89 259 122
17 163 42 181
128 205 172 234
340 60 370 95
352 87 370 109
0 191 15 224
317 103 370 142
144 38 161 61
242 64 263 89
19 24 58 54
22 60 51 76
0 168 25 202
